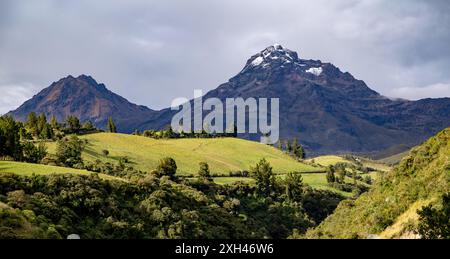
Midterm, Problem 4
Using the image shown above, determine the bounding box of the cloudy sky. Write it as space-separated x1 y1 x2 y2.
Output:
1 0 450 114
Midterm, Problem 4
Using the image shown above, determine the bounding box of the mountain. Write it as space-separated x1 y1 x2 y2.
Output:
136 44 450 155
7 75 156 132
7 45 450 154
305 127 450 239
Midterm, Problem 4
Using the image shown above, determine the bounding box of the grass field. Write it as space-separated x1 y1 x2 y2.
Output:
46 133 320 176
276 171 378 197
0 161 121 181
40 133 393 195
307 155 391 172
306 155 348 167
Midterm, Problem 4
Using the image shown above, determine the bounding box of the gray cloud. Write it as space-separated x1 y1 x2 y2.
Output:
0 0 449 114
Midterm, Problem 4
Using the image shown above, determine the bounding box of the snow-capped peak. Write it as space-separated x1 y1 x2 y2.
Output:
246 44 300 69
251 56 264 66
273 43 283 50
306 67 323 76
261 44 294 58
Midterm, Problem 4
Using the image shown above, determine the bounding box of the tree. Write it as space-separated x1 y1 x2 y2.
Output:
22 142 47 163
336 166 346 183
108 117 117 133
65 116 81 133
83 121 95 130
326 166 336 184
0 116 23 160
291 138 306 159
284 172 303 201
162 126 173 139
277 140 283 150
285 140 292 153
294 144 305 159
292 139 299 155
39 123 53 140
154 157 177 180
417 193 450 239
26 112 38 136
250 158 276 196
50 116 59 130
197 162 212 182
19 127 32 141
37 113 47 135
56 136 84 167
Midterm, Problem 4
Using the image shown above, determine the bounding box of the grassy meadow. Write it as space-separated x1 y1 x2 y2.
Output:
46 133 320 175
5 133 392 196
0 161 122 181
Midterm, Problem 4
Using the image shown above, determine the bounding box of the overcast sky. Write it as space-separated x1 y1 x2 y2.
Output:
1 0 450 114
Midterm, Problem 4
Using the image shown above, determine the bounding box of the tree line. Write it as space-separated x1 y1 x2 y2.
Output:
133 125 238 140
0 113 121 165
276 138 306 159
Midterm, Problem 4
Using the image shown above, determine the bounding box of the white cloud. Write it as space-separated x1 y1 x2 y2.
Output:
387 82 450 100
0 83 37 115
0 0 449 112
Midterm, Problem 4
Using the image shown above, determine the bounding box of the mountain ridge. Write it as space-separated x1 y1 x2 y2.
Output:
135 45 450 154
7 45 450 154
7 74 157 132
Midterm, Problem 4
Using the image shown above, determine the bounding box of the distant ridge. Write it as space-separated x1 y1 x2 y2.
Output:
7 74 156 132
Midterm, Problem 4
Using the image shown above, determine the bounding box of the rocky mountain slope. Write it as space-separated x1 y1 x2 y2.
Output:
7 45 450 154
137 45 450 154
7 75 156 132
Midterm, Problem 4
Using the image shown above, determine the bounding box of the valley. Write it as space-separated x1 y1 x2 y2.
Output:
1 0 449 243
0 46 448 240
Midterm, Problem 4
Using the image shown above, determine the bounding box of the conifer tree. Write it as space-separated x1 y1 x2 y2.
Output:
108 117 117 133
295 144 306 159
277 140 283 150
37 113 47 135
50 115 59 129
198 162 213 182
26 112 38 136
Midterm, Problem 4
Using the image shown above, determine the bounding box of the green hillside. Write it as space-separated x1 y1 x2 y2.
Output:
307 155 391 173
46 133 319 176
307 155 348 167
306 127 450 239
0 161 121 181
